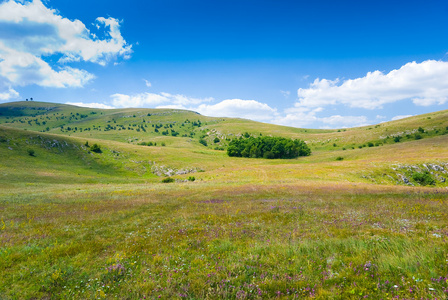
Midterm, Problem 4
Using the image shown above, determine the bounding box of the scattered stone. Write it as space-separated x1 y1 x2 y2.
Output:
151 164 202 177
397 174 414 186
429 164 445 172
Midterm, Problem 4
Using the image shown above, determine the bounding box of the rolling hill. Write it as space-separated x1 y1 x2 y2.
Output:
0 101 447 188
1 101 448 299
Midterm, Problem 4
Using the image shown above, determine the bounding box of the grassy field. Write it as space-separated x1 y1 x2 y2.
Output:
1 101 448 299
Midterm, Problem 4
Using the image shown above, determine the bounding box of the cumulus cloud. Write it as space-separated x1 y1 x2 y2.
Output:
273 106 320 127
110 92 213 108
296 60 448 109
0 0 132 90
66 102 114 109
0 86 19 101
195 99 278 122
320 115 369 127
391 114 413 121
271 105 368 128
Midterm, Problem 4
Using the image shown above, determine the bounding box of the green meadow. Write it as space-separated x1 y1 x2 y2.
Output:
1 101 448 299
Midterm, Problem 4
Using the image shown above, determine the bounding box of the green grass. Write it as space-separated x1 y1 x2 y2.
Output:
1 101 448 299
1 183 448 299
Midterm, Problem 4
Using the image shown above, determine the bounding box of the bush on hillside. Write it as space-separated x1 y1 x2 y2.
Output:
227 136 311 159
412 171 435 186
162 177 175 183
90 143 102 153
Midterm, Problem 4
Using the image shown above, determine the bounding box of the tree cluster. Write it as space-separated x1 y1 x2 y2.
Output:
227 136 311 159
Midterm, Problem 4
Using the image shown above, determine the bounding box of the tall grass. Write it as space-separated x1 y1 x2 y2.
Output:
1 183 448 299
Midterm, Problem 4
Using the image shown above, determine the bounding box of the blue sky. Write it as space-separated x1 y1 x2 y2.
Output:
0 0 447 128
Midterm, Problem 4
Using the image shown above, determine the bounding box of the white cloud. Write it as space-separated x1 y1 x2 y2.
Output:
195 99 278 122
66 102 114 109
272 105 367 128
320 115 369 127
391 114 413 121
273 106 320 127
0 86 19 101
296 60 448 109
0 0 132 88
110 92 213 108
144 79 152 88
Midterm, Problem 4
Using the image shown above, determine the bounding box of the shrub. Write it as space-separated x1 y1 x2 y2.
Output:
187 176 195 182
367 142 374 147
90 143 102 153
418 127 425 133
162 177 175 183
394 136 401 143
213 137 220 143
336 156 344 161
161 142 166 147
414 134 422 140
412 171 435 186
27 149 35 156
199 138 207 146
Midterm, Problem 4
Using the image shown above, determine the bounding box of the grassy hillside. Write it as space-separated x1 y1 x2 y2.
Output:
1 101 447 188
1 101 448 299
1 101 447 152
